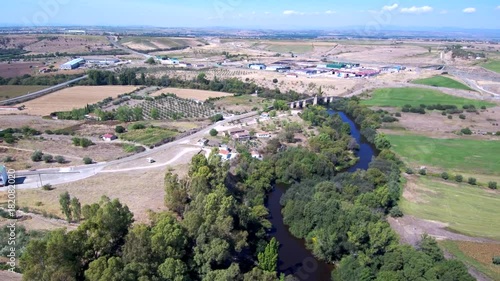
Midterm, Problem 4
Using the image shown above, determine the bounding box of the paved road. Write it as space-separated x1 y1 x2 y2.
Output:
1 111 258 190
0 75 88 106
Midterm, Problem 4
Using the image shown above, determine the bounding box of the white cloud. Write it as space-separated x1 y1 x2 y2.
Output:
325 10 336 14
463 7 476 13
440 10 448 14
283 10 304 15
264 11 271 15
382 4 399 11
497 5 500 10
400 6 433 14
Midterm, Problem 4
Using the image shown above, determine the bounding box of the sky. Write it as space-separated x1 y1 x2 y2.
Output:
3 0 500 30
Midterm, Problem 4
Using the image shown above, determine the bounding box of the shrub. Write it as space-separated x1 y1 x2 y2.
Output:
272 78 278 83
441 172 449 180
441 111 447 116
467 177 477 185
496 131 500 136
3 156 14 162
493 256 500 265
83 157 93 165
419 168 427 176
115 125 126 133
455 174 463 183
382 116 399 123
481 106 487 110
488 181 497 190
448 115 453 119
42 154 53 163
211 114 224 123
130 123 146 130
390 206 404 218
459 114 466 120
72 137 94 148
395 112 401 117
45 130 54 135
209 129 218 137
42 184 53 191
55 156 66 164
406 168 414 175
31 150 43 162
461 128 472 135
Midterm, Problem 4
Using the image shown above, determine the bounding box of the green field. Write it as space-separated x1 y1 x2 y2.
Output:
0 85 48 101
120 127 178 147
361 88 495 108
400 177 500 239
412 76 473 91
439 240 500 281
482 60 500 73
387 134 500 176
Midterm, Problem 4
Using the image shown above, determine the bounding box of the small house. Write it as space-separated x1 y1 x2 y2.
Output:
256 132 272 139
102 133 117 142
219 149 232 161
251 151 263 161
226 128 246 137
232 131 251 141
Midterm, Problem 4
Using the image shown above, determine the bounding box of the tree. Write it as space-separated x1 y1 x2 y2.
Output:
83 157 93 165
115 126 126 133
272 78 278 84
151 108 160 120
390 206 403 218
455 174 463 183
211 114 224 123
461 128 472 135
55 155 66 164
31 150 43 162
158 258 189 281
145 57 156 65
71 197 81 223
210 129 218 137
467 177 477 185
419 168 427 176
488 181 497 190
375 134 391 150
258 237 279 273
42 154 53 163
59 191 72 222
441 172 449 180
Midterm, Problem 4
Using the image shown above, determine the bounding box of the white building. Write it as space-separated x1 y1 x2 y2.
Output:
0 165 8 187
60 58 85 70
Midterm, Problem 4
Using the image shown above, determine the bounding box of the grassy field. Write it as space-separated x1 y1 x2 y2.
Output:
362 88 495 108
263 44 314 54
482 60 500 73
439 240 500 281
387 134 500 176
214 95 267 113
412 76 473 91
120 127 178 147
0 85 47 101
400 177 500 240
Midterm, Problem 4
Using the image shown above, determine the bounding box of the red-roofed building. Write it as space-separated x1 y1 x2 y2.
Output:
102 133 117 141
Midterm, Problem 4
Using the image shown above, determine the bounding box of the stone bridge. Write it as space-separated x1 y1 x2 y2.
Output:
289 96 341 109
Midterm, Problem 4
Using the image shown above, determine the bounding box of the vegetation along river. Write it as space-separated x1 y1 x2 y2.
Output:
267 110 376 281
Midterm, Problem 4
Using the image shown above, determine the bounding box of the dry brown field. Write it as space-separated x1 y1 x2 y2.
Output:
0 62 44 78
151 87 233 100
4 86 138 116
0 34 115 54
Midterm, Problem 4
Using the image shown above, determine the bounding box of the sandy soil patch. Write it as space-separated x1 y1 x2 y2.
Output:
0 62 44 78
151 87 233 101
5 86 138 116
0 115 81 131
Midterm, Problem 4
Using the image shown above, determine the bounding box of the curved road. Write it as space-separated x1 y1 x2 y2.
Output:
1 112 258 191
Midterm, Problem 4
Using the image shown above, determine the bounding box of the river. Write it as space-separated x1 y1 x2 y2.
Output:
266 110 376 281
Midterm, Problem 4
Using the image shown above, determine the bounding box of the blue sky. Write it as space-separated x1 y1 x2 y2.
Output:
3 0 500 29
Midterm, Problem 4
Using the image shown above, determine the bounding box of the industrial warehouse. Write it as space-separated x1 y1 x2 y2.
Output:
59 57 123 70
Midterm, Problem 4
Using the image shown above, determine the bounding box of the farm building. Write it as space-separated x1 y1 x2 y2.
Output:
286 73 298 78
232 131 251 141
60 58 85 70
249 64 266 70
226 128 246 137
0 165 8 187
85 58 120 65
161 58 180 65
326 63 346 69
380 65 406 73
102 133 117 141
266 65 291 72
256 132 272 138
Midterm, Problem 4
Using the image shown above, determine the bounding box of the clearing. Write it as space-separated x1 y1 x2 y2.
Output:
150 87 233 101
361 88 495 108
400 176 500 240
0 85 48 101
213 95 267 113
412 75 473 91
439 240 500 281
482 60 500 74
6 86 138 116
386 134 500 176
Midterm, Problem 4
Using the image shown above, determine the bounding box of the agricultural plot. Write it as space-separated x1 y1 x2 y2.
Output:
10 86 138 116
439 240 500 281
387 134 500 176
139 96 218 120
151 88 233 101
362 88 495 108
412 76 473 91
120 37 205 51
120 127 178 147
482 60 500 73
0 85 48 101
401 177 500 240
